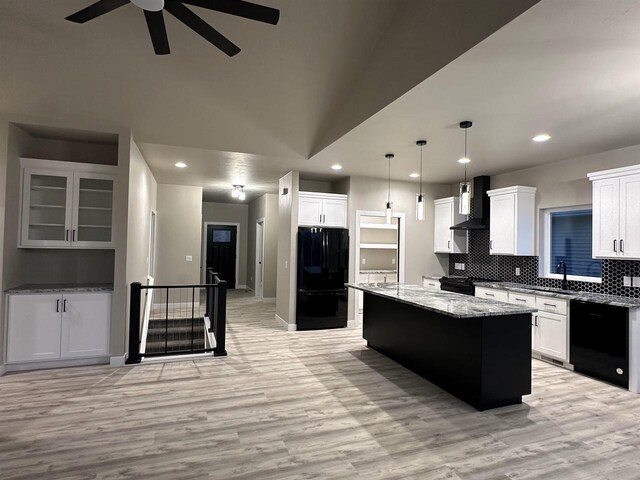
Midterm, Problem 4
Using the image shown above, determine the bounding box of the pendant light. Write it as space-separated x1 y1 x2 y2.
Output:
458 121 472 215
415 140 427 221
385 153 394 224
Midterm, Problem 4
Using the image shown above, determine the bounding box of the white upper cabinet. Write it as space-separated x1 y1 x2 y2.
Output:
487 186 536 256
298 192 348 228
20 159 116 249
433 197 467 253
589 165 640 260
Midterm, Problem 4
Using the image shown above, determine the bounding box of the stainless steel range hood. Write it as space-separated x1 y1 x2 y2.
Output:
450 176 490 230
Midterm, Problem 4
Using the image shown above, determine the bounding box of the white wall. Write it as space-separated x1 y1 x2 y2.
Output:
155 184 203 285
347 176 451 321
0 118 7 370
276 171 299 326
247 193 278 299
125 140 157 285
201 202 249 287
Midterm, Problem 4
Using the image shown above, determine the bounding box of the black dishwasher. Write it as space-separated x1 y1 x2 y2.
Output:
570 300 629 388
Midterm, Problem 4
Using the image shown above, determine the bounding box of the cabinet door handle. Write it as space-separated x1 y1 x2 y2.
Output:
63 299 67 313
614 239 617 252
535 315 539 327
490 240 493 250
56 299 60 313
72 230 76 242
447 240 451 249
621 239 624 253
66 229 69 242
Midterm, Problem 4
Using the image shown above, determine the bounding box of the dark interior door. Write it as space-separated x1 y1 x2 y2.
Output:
206 225 237 289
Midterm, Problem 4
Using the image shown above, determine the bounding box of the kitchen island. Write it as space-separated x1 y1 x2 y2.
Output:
347 282 537 411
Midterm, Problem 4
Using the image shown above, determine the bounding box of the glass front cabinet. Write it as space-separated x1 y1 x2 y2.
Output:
20 159 116 249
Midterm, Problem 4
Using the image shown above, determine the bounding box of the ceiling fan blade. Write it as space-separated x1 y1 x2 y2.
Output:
182 0 279 25
65 0 129 23
144 10 171 54
164 1 240 56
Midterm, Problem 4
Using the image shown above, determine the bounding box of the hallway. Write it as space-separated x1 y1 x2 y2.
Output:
2 293 640 479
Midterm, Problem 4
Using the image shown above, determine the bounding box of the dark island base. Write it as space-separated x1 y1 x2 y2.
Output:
363 293 532 411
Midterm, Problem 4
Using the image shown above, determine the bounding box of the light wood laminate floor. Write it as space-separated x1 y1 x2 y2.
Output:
2 290 640 479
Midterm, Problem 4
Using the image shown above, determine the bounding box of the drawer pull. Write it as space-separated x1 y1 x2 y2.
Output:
485 293 495 297
515 298 527 302
543 303 556 307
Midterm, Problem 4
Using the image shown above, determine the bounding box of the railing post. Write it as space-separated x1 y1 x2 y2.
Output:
126 282 142 364
214 280 228 357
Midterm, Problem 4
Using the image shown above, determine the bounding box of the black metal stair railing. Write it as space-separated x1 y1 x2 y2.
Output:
126 269 227 364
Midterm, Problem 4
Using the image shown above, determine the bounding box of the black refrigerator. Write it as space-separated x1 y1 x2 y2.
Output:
296 227 349 331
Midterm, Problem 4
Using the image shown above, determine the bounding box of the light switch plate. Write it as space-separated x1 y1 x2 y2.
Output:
185 255 193 262
515 267 521 276
633 277 640 287
391 258 396 265
362 258 366 265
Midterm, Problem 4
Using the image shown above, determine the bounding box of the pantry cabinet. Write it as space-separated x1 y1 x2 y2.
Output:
298 192 348 228
487 186 536 256
589 165 640 260
20 159 116 249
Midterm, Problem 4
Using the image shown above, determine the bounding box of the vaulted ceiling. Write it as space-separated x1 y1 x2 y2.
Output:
10 0 612 202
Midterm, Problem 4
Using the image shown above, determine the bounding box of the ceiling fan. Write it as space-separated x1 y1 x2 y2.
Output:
65 0 280 56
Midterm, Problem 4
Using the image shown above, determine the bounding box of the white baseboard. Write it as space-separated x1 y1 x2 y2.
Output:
275 314 297 331
262 297 276 304
110 355 126 367
347 319 358 328
6 357 110 373
0 364 6 377
236 284 248 290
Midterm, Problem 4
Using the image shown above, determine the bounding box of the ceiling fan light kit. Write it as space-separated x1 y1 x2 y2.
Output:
65 0 280 56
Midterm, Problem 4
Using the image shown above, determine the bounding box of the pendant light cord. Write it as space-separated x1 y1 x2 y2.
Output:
419 144 423 196
464 128 468 185
387 157 391 204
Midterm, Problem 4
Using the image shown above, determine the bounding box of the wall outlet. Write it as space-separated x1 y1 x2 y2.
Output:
633 277 640 287
391 258 396 265
623 276 632 287
285 260 288 269
454 263 465 270
515 267 521 276
185 255 193 262
362 258 366 265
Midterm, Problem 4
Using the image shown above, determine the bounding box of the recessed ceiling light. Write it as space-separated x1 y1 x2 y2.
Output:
409 173 420 178
331 164 343 170
175 162 187 168
458 157 471 164
533 133 551 142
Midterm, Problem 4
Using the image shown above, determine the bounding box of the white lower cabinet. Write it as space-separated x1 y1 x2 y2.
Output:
476 286 570 363
7 294 62 362
60 293 111 358
533 310 567 361
6 292 111 364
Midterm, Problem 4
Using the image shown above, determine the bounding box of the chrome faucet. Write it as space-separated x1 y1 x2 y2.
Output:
556 261 568 290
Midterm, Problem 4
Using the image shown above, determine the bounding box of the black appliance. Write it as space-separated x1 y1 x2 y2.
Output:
439 276 497 296
296 227 349 330
450 176 491 230
570 300 629 388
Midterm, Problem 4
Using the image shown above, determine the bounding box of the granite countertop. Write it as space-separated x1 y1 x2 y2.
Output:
361 269 398 274
347 282 537 319
6 284 114 294
475 282 640 309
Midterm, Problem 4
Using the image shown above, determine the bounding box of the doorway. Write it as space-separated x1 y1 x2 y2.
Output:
255 218 265 298
204 223 238 289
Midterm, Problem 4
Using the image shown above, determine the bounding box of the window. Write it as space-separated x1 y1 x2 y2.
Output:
213 229 232 243
543 207 602 281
